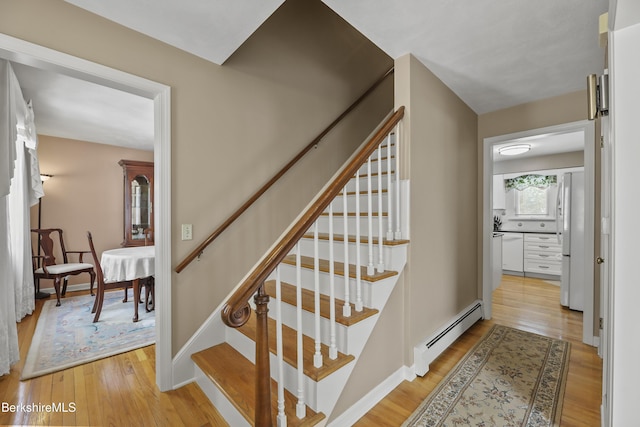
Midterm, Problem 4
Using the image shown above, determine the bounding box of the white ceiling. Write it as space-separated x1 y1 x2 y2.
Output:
12 62 155 151
7 0 609 153
492 131 585 162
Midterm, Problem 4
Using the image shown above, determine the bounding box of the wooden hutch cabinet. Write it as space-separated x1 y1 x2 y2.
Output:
119 159 154 247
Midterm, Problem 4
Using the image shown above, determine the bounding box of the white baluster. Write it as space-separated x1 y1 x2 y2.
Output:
295 243 306 419
366 156 375 276
328 202 338 359
313 222 323 368
355 170 363 312
377 143 384 273
395 125 402 240
342 185 351 318
386 134 394 241
275 267 287 427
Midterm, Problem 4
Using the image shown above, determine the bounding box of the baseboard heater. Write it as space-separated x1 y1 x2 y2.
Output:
413 300 483 376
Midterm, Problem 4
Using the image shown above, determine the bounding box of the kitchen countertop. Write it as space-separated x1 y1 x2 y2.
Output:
497 230 559 234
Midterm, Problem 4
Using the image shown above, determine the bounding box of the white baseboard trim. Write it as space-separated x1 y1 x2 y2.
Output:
171 305 226 388
327 365 415 427
414 300 483 376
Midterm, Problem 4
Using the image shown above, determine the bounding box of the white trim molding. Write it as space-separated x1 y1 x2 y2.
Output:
482 120 595 346
0 33 173 391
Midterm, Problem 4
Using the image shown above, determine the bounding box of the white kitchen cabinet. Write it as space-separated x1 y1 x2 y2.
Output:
492 233 503 290
493 174 506 210
502 232 523 272
523 233 562 277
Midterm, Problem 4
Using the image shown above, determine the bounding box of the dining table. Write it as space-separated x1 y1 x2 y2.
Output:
101 245 155 322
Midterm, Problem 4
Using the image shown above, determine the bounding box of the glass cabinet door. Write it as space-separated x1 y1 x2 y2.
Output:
119 159 154 247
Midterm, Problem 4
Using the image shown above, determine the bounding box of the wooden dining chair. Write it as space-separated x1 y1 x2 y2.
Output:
31 228 96 307
86 231 132 322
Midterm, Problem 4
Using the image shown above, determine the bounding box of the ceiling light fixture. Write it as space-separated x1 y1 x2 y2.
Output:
498 144 531 156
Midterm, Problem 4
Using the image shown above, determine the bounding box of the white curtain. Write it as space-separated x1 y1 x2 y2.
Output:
0 60 43 376
10 98 41 319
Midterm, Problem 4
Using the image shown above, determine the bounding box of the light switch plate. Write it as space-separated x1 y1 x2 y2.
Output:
181 224 193 240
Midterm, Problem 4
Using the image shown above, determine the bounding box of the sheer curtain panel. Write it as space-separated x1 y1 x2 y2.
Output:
0 59 43 375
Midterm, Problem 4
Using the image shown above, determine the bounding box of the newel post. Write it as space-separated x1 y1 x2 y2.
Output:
254 283 273 426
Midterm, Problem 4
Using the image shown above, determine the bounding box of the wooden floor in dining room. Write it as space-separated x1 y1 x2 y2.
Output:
354 274 603 427
0 276 602 426
0 289 227 427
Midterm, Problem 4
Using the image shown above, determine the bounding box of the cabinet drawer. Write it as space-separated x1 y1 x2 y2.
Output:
524 259 561 275
524 234 560 243
524 251 562 263
524 242 561 253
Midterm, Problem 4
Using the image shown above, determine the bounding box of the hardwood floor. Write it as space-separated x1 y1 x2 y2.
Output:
354 274 603 426
1 276 602 426
0 289 227 427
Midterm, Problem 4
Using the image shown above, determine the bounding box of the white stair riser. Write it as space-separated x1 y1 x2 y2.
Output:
224 317 380 417
295 238 408 273
315 215 390 237
270 264 398 309
194 365 251 427
266 298 377 355
325 192 390 213
355 158 392 176
224 327 320 411
344 174 394 193
370 144 395 159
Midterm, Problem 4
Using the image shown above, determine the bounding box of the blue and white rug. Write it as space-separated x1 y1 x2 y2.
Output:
21 289 155 380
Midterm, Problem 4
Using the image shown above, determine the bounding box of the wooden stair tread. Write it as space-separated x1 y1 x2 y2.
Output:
239 314 355 382
264 280 378 326
281 255 398 282
302 232 409 246
192 343 325 426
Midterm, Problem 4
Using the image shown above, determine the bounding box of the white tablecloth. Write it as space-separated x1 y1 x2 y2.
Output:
101 246 155 283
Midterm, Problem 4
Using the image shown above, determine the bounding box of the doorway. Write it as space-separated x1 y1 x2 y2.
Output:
0 33 173 390
482 120 596 345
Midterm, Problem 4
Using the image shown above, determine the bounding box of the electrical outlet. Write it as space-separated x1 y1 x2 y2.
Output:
181 224 193 241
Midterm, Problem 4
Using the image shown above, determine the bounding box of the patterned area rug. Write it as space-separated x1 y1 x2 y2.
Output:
403 325 570 427
21 290 155 380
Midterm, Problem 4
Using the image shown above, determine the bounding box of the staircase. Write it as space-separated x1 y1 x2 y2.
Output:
191 109 407 426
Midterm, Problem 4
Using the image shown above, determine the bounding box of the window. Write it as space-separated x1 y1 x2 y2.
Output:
515 186 549 216
504 173 557 218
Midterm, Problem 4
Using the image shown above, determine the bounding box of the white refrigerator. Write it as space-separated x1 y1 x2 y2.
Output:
557 171 585 311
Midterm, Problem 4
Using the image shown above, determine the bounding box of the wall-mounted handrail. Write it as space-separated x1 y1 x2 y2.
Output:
174 67 394 273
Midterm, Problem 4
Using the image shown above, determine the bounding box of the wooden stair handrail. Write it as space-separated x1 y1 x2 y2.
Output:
221 106 404 329
175 67 395 273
